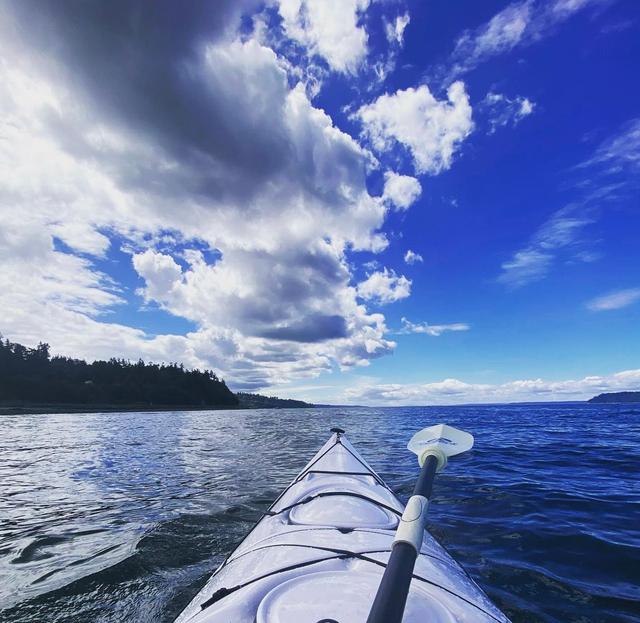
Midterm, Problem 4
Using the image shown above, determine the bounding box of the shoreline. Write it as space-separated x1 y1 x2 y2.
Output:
0 403 315 415
0 403 321 416
4 398 637 416
0 403 240 416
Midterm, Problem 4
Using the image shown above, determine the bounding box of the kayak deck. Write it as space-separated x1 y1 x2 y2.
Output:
175 431 510 623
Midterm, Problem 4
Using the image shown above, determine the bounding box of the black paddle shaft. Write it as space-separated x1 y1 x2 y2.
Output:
366 453 439 623
413 452 439 499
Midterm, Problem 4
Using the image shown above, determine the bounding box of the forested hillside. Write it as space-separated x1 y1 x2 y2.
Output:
0 336 238 407
236 392 312 409
589 392 640 404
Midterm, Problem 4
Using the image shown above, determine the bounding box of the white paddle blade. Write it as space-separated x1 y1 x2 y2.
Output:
408 424 474 460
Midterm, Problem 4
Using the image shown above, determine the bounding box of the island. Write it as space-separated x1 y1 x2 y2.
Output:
588 391 640 404
236 393 313 409
0 335 313 413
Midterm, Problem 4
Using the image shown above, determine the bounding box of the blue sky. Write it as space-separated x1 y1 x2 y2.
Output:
1 0 638 404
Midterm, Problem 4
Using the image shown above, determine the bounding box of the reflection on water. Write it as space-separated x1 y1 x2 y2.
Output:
0 405 639 622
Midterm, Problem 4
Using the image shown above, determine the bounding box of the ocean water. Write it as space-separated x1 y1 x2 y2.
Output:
0 404 638 622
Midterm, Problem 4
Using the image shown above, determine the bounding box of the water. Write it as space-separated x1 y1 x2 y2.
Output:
0 404 638 622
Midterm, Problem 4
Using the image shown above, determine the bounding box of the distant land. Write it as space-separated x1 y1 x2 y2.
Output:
236 393 312 409
588 391 640 404
8 334 637 413
0 335 313 414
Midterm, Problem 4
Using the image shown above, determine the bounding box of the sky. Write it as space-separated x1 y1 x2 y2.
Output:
0 0 638 405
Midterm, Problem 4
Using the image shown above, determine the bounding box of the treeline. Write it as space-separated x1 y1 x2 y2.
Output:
0 336 238 407
236 392 312 409
589 391 640 404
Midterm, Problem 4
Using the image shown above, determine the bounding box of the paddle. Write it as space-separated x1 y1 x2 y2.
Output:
366 424 474 623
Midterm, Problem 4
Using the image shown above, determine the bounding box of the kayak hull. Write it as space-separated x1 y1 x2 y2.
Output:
175 432 510 623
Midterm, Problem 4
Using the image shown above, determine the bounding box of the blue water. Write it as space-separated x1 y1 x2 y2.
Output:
0 404 638 622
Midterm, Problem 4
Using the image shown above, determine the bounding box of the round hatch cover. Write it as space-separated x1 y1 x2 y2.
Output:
256 570 456 623
288 494 397 529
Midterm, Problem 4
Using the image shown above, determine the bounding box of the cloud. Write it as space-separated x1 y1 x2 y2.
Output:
481 92 535 134
577 118 640 176
404 250 423 265
498 205 595 287
132 250 183 300
344 368 640 405
385 13 410 45
498 119 639 287
498 249 554 287
570 250 602 264
467 2 530 55
355 81 474 175
382 171 422 210
0 222 123 318
0 1 401 390
369 11 411 86
356 268 412 304
131 244 369 344
264 1 410 94
498 119 640 287
447 0 531 78
442 0 611 80
586 287 640 311
399 318 469 336
277 0 370 74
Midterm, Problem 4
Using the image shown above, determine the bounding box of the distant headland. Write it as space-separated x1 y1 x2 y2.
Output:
588 391 640 404
0 335 313 414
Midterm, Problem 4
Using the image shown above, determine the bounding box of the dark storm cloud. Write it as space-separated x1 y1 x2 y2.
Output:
5 0 376 224
232 247 352 342
258 314 348 342
5 0 295 202
0 0 394 383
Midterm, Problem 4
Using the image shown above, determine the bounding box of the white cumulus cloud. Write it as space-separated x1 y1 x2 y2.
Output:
344 368 640 405
0 4 399 390
404 250 423 265
132 250 184 300
356 81 474 175
357 268 412 305
382 171 422 210
277 0 370 74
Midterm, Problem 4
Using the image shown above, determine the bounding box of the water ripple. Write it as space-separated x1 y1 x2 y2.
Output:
0 404 639 622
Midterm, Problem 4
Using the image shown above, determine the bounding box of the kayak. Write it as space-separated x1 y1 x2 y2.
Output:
174 428 510 623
